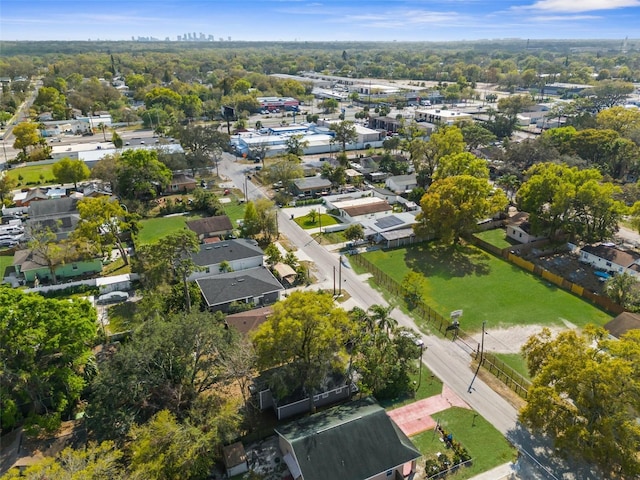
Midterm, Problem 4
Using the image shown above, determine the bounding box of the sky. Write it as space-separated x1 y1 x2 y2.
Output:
1 0 639 42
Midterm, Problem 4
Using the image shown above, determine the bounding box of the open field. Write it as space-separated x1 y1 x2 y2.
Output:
379 362 443 410
136 213 202 245
411 407 516 479
360 243 611 332
6 164 56 187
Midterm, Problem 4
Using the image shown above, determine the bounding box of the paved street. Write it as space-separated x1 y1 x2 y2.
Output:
219 152 601 480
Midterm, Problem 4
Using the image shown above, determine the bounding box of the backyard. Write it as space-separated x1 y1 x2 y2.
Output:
6 164 56 187
136 213 202 245
0 252 14 277
294 213 341 230
356 242 612 332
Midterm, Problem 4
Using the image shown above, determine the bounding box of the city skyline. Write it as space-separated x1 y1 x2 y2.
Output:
1 0 639 42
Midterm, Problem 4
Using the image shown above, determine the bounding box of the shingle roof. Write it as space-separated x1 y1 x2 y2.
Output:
581 244 640 268
225 306 273 334
342 202 392 217
196 267 283 307
275 397 420 480
28 198 78 218
191 238 264 267
293 177 332 190
604 312 640 339
387 174 417 187
186 215 233 236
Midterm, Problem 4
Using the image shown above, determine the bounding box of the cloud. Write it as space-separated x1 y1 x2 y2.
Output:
528 15 601 21
337 9 468 28
524 0 640 13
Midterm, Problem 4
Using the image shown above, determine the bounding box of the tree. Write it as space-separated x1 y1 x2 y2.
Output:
0 286 97 431
91 153 118 191
242 200 261 238
330 120 358 152
497 94 534 120
265 157 303 190
344 223 365 242
415 175 508 244
174 125 230 176
254 198 278 241
368 304 397 335
264 243 282 267
596 106 640 136
517 163 626 242
520 327 640 477
320 98 339 113
128 410 215 480
586 80 635 112
0 441 125 480
27 226 67 285
401 271 424 308
251 291 355 401
87 311 242 440
411 125 465 187
115 149 172 201
432 152 489 181
12 122 40 158
112 130 124 149
0 171 17 203
52 157 91 189
604 272 638 309
306 208 319 225
459 122 497 150
285 134 309 158
74 197 138 266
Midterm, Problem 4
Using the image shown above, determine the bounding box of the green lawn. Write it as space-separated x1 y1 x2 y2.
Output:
361 243 611 332
294 213 340 230
474 228 517 249
493 353 531 380
0 252 14 277
222 198 246 225
411 407 516 479
6 164 56 187
137 213 202 245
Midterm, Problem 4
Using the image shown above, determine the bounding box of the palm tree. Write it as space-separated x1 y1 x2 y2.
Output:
368 304 397 335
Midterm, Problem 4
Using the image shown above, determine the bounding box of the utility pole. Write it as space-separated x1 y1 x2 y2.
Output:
468 320 486 394
333 266 336 296
338 257 342 295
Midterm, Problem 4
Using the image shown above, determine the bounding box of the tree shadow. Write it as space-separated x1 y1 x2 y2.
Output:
404 242 491 280
507 422 604 480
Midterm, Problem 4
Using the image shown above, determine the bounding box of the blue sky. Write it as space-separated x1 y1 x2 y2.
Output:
1 0 639 42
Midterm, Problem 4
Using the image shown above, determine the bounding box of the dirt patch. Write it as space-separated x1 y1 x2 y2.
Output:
534 251 605 295
468 324 570 354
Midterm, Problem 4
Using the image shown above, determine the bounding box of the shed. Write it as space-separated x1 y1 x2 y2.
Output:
273 262 297 285
222 442 249 477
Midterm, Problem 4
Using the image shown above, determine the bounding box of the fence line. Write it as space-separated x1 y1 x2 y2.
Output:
350 252 530 399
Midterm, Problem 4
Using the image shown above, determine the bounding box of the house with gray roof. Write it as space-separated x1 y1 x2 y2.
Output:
385 174 417 195
26 197 80 240
579 244 640 277
186 215 233 241
189 238 265 279
275 397 420 480
291 177 332 197
196 267 283 312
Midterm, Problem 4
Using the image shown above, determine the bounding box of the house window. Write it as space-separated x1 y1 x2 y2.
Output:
321 392 329 399
72 264 78 270
386 470 393 476
606 262 612 267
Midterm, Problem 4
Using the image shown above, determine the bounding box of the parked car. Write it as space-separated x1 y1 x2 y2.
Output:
97 291 129 304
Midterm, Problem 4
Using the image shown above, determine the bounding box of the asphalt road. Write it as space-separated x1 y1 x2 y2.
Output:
219 152 601 480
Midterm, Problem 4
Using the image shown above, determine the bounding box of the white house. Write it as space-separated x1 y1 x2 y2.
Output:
579 244 640 277
385 174 417 195
505 213 546 244
189 239 264 280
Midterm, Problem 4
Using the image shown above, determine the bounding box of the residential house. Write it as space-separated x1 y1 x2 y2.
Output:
275 397 421 480
253 368 357 420
372 187 399 205
13 188 49 207
291 177 332 198
165 173 197 194
196 267 283 313
27 197 80 240
579 244 640 277
359 211 421 247
328 197 393 223
604 312 640 339
189 238 264 279
506 212 546 244
12 248 102 284
385 174 417 195
186 215 233 241
225 306 273 335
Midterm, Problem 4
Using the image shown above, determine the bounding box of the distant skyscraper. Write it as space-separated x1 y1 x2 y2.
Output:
177 35 182 41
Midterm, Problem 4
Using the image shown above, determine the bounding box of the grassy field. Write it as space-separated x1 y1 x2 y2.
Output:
474 228 517 249
0 252 14 277
294 213 340 230
411 407 516 479
137 213 202 245
493 353 531 380
6 164 56 187
361 243 611 332
222 198 246 225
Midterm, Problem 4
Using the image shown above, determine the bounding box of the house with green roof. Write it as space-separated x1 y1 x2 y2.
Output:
275 397 420 480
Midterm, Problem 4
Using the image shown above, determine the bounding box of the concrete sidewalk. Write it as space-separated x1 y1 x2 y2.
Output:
467 462 518 480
